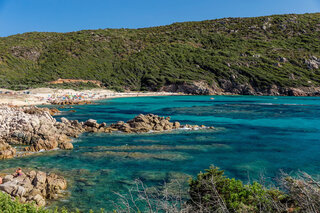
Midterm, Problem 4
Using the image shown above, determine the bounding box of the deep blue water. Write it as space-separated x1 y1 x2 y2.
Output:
1 95 320 211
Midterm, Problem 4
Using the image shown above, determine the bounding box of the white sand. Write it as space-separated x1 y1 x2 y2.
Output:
0 88 183 106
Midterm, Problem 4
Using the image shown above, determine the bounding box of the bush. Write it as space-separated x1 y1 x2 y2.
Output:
188 165 286 212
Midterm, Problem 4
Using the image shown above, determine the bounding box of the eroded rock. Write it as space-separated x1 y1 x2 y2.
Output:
0 140 16 159
0 106 210 159
110 114 207 133
0 170 67 207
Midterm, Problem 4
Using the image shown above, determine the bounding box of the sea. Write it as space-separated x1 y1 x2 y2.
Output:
1 95 319 211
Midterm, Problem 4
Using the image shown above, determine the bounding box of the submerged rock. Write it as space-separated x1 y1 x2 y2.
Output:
82 151 190 161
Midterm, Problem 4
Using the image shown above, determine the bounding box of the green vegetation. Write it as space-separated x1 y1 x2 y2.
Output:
0 192 57 213
0 13 319 92
187 166 320 212
1 166 319 212
188 166 286 212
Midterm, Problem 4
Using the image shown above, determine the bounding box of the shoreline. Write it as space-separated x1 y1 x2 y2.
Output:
0 88 184 106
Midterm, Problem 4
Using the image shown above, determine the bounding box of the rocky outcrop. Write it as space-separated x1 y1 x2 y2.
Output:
0 170 67 206
0 106 83 154
0 140 16 159
160 81 221 95
49 100 92 105
110 114 210 133
305 56 320 70
0 106 211 159
161 80 320 96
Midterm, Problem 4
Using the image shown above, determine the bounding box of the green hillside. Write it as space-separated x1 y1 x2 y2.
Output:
0 13 319 94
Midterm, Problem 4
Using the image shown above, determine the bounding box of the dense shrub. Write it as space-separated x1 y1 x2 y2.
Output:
188 166 286 212
0 13 319 91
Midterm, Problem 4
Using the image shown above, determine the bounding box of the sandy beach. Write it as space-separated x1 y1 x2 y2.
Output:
0 88 183 106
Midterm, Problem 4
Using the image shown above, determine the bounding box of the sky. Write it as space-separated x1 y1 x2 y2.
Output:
0 0 319 37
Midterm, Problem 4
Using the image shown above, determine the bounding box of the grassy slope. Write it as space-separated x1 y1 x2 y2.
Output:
0 13 319 91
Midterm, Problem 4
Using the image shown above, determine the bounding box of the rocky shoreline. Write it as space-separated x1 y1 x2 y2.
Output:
49 99 93 105
160 81 320 96
0 170 67 206
0 105 212 160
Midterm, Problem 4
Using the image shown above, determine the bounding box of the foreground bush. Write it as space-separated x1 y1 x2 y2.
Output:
188 166 286 212
188 166 320 213
0 192 75 213
0 192 48 213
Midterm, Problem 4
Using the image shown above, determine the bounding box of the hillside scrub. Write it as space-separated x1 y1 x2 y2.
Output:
0 13 319 94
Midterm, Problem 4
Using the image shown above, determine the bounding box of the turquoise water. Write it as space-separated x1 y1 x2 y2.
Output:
1 95 320 211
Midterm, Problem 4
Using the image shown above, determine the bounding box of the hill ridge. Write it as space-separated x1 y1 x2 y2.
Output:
0 13 319 95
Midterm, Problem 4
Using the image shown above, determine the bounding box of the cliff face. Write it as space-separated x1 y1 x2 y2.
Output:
0 13 319 95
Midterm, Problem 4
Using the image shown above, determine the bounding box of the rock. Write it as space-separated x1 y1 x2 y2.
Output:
99 122 107 128
31 194 46 206
0 170 67 207
0 106 210 159
0 140 16 159
274 62 282 67
84 119 99 128
33 171 47 189
305 57 320 70
279 57 288 63
58 142 73 150
160 81 219 95
3 175 14 183
50 100 92 105
173 121 181 129
60 117 70 124
0 106 87 155
110 114 206 133
25 139 58 152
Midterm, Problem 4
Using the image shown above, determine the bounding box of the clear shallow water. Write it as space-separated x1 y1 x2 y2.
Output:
1 95 320 211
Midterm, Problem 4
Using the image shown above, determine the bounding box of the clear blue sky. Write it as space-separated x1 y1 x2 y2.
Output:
0 0 319 37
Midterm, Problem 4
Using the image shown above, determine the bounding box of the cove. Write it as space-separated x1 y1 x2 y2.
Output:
0 95 319 211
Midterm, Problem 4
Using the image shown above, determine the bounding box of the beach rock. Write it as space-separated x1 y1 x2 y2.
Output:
0 170 67 207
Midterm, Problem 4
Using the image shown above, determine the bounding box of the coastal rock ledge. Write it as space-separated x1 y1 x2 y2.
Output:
0 105 211 159
0 170 67 206
0 106 83 159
